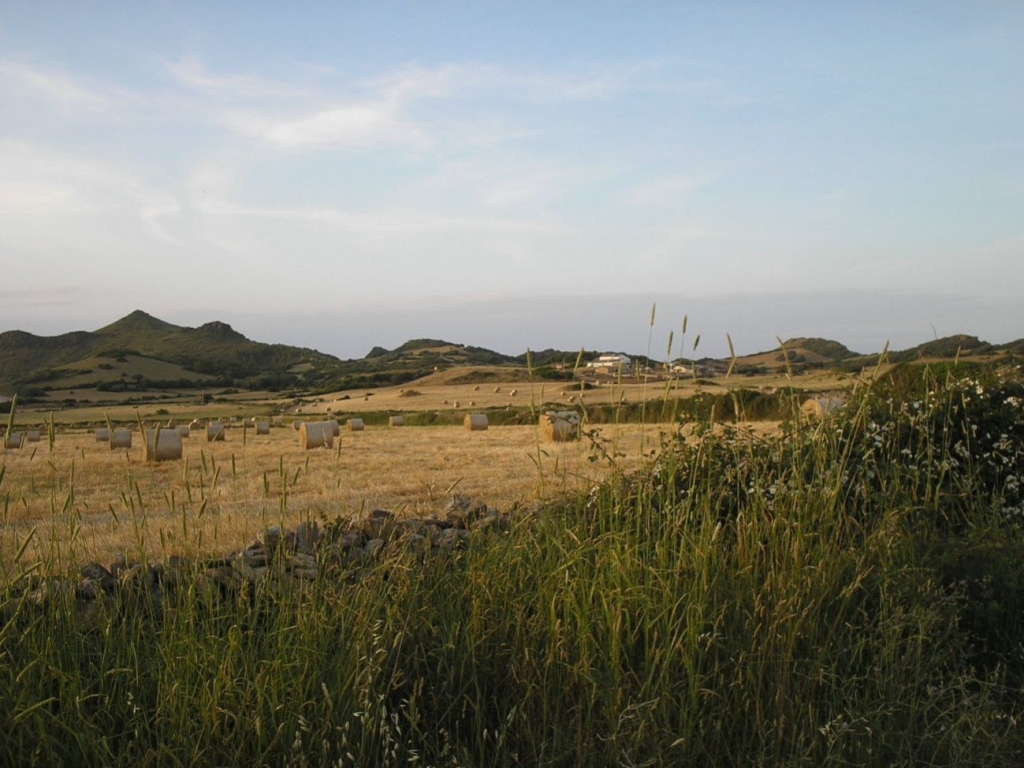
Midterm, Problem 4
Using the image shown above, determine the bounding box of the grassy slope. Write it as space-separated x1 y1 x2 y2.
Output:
0 310 341 392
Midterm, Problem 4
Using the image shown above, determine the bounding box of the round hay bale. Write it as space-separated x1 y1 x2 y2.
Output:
473 385 480 392
109 429 132 449
802 396 845 421
464 414 488 431
144 428 182 462
95 427 110 442
189 419 202 430
177 425 191 437
347 418 365 431
25 430 41 443
206 423 226 442
254 421 270 435
293 421 302 431
328 419 341 436
388 415 404 427
510 389 518 396
300 421 334 449
493 386 501 393
540 411 581 442
4 432 24 449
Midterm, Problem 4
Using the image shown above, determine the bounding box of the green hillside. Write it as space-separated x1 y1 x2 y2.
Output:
0 310 342 394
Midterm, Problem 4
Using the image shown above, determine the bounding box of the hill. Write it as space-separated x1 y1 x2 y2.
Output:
310 340 590 392
889 335 995 362
731 337 860 373
0 315 593 399
3 312 1022 402
0 310 342 394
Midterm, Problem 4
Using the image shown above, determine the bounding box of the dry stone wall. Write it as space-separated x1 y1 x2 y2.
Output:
7 497 515 625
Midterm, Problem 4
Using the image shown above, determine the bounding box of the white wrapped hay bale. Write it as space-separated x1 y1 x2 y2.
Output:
464 414 488 431
144 428 183 462
254 421 270 435
109 429 132 449
347 418 364 431
389 415 404 427
95 427 110 442
300 421 334 449
206 422 226 442
540 411 581 442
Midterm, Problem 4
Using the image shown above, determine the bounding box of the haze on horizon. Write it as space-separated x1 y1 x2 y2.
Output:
1 2 1022 360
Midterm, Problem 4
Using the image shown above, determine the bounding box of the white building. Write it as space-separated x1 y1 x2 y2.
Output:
586 354 633 371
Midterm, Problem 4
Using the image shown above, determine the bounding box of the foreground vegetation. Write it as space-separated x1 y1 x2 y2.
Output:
1 364 1023 765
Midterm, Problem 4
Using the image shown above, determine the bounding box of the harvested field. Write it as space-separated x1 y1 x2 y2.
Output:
0 421 723 569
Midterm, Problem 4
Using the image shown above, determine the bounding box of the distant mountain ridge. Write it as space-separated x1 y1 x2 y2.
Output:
1 311 1021 395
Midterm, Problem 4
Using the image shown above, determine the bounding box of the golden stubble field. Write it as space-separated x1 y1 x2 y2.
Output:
18 365 854 425
0 420 696 571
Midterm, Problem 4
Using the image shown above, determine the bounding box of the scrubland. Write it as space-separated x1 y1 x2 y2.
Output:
1 364 1024 766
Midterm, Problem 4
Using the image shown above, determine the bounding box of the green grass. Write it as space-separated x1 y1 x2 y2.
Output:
1 365 1023 765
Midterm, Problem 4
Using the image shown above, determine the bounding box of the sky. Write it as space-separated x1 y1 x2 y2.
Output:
1 1 1022 360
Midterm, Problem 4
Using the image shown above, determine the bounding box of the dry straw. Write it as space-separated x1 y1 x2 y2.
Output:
464 414 488 431
388 415 404 427
109 429 132 449
802 396 845 421
347 418 365 431
540 411 581 442
144 428 183 462
300 421 334 449
206 423 226 442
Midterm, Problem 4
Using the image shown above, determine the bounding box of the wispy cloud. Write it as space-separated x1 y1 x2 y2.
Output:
164 56 662 152
0 60 111 111
163 55 306 100
222 102 427 149
0 141 182 236
620 174 708 207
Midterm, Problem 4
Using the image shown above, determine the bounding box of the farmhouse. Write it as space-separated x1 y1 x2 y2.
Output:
585 354 632 373
669 362 720 377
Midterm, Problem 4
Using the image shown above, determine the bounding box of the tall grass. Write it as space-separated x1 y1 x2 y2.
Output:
1 365 1023 765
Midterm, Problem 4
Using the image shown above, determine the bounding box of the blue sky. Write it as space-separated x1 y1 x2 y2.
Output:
1 2 1022 359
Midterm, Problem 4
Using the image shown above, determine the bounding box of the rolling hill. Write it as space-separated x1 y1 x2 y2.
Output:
0 313 591 398
2 311 1021 401
0 310 342 394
